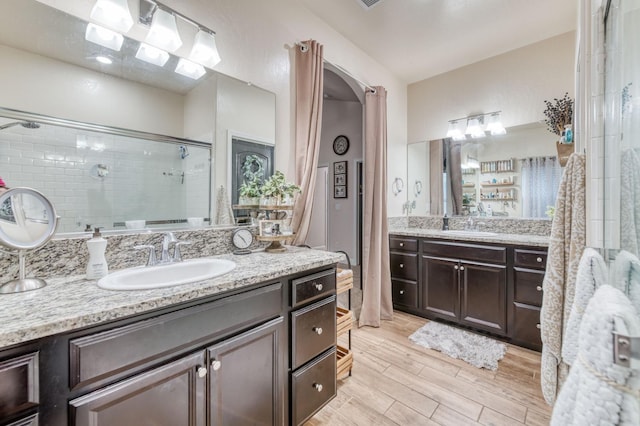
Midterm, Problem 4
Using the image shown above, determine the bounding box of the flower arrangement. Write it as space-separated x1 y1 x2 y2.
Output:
543 92 574 136
239 179 262 199
260 171 300 205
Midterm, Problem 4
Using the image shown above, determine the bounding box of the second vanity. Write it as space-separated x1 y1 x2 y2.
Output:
389 227 548 351
0 248 342 426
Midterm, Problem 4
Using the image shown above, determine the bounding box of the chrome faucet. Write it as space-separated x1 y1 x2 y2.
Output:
161 232 178 263
134 232 191 266
465 216 475 231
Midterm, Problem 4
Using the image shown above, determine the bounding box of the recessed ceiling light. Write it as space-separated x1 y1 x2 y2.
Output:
95 55 113 65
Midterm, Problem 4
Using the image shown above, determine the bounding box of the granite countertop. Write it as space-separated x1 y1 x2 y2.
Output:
0 248 343 349
389 227 549 248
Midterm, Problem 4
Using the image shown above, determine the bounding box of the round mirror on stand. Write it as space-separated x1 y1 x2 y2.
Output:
0 187 58 294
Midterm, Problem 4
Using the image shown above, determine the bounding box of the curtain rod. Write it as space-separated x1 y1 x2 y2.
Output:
296 42 377 94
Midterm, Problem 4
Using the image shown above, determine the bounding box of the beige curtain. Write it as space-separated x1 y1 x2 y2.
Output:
448 140 463 215
359 87 393 327
429 139 443 215
292 40 324 245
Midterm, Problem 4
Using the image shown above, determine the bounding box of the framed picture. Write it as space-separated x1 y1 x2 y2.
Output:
259 219 282 236
334 185 347 198
334 174 346 186
334 161 347 175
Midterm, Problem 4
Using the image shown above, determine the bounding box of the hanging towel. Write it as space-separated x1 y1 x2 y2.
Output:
613 250 640 310
620 149 640 257
215 185 235 225
540 153 586 404
550 285 640 426
562 248 608 365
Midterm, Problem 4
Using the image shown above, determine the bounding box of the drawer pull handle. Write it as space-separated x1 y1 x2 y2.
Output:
399 290 405 295
454 265 459 270
536 323 541 329
400 242 404 247
537 257 543 263
536 286 543 292
313 327 323 335
314 282 323 291
460 266 465 271
211 360 221 371
313 383 323 392
197 366 208 378
399 263 404 268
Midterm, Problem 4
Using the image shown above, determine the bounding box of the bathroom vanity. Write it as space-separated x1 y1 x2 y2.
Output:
389 229 548 351
0 248 342 425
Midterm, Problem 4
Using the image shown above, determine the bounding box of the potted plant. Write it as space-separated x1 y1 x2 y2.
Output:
543 92 574 166
238 179 262 205
260 171 301 206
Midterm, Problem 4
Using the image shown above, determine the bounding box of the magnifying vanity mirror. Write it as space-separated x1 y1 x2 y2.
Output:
0 187 58 293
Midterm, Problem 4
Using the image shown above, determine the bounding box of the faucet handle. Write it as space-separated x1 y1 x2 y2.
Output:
134 244 157 266
173 241 192 262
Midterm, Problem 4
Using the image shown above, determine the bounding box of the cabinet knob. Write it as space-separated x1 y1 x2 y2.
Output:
400 242 404 247
536 286 543 292
536 323 541 329
211 360 221 371
536 257 543 263
313 327 323 335
313 383 323 392
454 265 459 270
314 282 323 291
460 266 465 271
197 366 208 378
399 263 404 268
399 290 405 295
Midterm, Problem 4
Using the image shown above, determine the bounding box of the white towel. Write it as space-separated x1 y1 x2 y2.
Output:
613 250 640 311
620 149 640 257
562 248 608 365
551 285 640 426
214 185 235 225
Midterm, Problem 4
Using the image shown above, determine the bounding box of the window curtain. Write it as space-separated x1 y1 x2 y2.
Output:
359 86 393 328
521 156 562 218
291 40 324 244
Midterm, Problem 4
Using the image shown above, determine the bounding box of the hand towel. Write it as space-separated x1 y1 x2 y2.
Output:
540 153 586 404
620 149 640 257
562 248 608 365
550 285 640 426
613 250 640 311
215 185 235 225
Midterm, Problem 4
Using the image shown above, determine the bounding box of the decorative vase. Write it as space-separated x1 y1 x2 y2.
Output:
556 141 574 167
239 196 259 205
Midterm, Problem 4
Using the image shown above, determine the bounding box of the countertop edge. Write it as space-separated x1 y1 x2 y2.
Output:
388 228 549 247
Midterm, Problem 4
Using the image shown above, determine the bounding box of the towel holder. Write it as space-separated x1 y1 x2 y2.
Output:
613 317 640 369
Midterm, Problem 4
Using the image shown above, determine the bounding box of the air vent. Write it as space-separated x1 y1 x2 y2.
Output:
356 0 384 10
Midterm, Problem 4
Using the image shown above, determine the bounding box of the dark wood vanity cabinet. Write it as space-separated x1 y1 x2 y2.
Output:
389 234 548 350
0 266 338 426
422 241 507 336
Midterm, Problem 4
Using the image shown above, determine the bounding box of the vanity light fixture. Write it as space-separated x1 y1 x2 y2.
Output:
85 23 124 51
485 112 506 135
465 116 485 139
135 43 170 66
145 7 183 52
446 111 507 141
446 119 467 141
90 0 134 33
189 30 221 68
175 58 206 80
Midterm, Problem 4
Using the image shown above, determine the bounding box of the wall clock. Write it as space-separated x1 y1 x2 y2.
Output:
232 228 253 255
333 135 350 155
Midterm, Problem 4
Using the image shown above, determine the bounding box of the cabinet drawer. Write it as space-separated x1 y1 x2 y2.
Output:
422 241 506 264
514 268 544 306
513 303 542 351
390 236 418 252
514 249 547 270
390 253 418 281
291 297 336 369
292 269 336 308
0 352 39 419
69 282 282 391
392 279 418 308
291 348 337 426
6 413 38 426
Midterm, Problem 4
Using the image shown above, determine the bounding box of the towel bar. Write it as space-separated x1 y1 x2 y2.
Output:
613 331 640 369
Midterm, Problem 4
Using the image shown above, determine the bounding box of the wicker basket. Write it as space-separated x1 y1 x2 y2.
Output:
336 345 353 379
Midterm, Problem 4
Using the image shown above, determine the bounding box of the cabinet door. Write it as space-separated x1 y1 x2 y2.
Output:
459 262 507 335
69 351 206 426
208 317 284 426
421 256 459 321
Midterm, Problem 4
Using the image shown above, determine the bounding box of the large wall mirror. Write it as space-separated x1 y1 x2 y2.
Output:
407 122 561 218
0 0 275 234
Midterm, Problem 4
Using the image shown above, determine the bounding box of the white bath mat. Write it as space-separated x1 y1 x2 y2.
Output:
409 321 507 370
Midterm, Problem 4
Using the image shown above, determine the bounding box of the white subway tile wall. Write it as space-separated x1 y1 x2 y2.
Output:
0 122 210 233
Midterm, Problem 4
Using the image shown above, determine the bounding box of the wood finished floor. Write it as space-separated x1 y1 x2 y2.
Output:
306 311 551 426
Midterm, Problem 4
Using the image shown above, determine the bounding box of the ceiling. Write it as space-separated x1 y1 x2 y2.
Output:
300 0 578 84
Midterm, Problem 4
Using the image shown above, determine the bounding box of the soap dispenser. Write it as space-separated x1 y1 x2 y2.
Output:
86 227 108 279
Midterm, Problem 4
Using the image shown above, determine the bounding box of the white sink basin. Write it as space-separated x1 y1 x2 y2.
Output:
442 230 498 237
98 258 237 291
